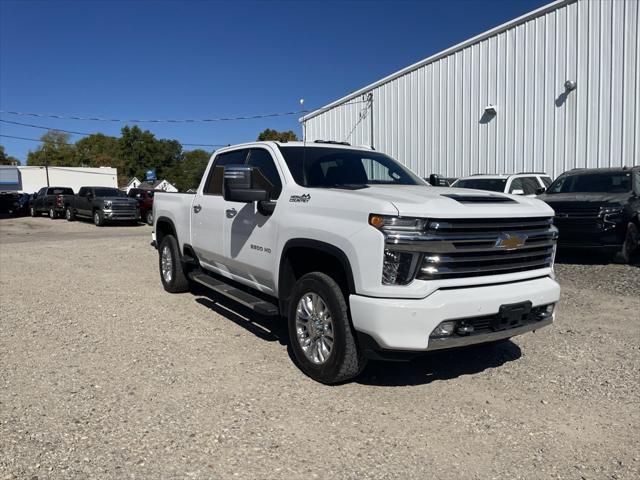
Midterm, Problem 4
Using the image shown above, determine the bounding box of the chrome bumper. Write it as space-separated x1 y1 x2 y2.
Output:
103 209 138 220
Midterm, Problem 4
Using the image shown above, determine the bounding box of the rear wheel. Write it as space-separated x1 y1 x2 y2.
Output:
30 206 38 217
65 207 75 221
288 272 366 384
146 210 153 225
614 222 639 264
158 235 190 293
93 210 105 226
49 208 57 219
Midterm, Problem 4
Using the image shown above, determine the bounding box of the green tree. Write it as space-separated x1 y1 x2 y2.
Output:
166 149 211 192
0 145 20 165
118 126 182 183
257 128 298 142
26 131 77 166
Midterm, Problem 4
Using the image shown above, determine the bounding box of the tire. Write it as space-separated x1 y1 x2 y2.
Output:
30 206 38 217
287 272 366 384
93 210 105 227
65 207 75 221
49 208 57 219
146 210 153 226
158 235 190 293
613 222 639 264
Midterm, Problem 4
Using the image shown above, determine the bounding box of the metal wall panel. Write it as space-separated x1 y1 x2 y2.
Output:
302 0 639 179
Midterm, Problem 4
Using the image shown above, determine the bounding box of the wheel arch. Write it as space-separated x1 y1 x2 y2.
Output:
155 216 178 247
278 239 356 313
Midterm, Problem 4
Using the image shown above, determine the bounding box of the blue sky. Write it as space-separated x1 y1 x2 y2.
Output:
1 0 548 162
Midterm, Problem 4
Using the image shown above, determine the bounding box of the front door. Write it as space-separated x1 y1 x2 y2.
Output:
223 147 283 293
191 149 249 271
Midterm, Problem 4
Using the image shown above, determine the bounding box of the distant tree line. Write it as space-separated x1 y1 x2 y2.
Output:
0 127 298 191
0 145 20 165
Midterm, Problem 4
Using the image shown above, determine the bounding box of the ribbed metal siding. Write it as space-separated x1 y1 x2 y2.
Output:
303 0 639 178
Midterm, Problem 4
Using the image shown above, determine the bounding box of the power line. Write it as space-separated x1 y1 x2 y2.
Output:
0 108 313 123
0 120 227 147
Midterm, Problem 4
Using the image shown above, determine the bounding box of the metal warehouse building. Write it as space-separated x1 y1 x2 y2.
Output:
301 0 640 179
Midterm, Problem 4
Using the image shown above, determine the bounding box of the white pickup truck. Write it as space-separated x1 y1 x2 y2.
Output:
153 141 560 384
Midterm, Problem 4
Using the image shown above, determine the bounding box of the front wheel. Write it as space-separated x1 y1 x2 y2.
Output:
30 206 38 217
613 222 639 264
93 210 105 226
288 272 366 384
49 208 57 219
65 207 75 221
158 235 190 293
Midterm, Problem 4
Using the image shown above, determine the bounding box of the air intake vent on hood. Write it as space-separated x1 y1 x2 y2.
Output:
441 194 516 204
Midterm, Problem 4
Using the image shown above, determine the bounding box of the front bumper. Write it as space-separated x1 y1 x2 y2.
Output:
349 275 560 352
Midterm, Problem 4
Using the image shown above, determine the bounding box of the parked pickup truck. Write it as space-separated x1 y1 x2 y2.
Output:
30 186 75 218
153 141 560 383
65 186 139 226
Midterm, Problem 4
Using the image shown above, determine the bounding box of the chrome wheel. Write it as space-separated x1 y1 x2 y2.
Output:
161 245 173 283
49 208 55 218
295 292 334 365
66 209 71 220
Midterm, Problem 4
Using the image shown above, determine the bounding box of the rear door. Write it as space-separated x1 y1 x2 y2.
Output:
76 188 91 216
223 147 283 291
34 188 46 211
191 149 249 270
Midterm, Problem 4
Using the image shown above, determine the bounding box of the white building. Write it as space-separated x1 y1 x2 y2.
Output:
301 0 640 179
0 165 118 194
124 177 178 193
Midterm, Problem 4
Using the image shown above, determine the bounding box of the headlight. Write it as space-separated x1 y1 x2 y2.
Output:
370 214 426 284
600 204 624 223
104 200 112 208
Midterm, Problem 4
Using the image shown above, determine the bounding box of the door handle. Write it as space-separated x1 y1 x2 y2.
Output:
193 204 202 213
226 208 237 218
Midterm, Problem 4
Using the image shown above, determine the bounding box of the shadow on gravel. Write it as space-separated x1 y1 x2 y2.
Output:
556 250 640 267
356 341 522 387
194 287 288 346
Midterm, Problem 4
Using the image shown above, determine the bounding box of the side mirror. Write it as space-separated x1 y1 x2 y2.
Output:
511 189 525 195
223 165 269 203
535 187 546 195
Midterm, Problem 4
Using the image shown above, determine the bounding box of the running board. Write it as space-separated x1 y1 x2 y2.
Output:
189 271 279 316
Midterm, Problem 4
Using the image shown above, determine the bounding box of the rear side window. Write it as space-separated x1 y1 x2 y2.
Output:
509 178 524 193
520 177 540 195
246 149 282 199
540 176 553 188
203 149 249 195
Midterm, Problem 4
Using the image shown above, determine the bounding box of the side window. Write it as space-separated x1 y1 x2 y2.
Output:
521 177 540 195
37 187 46 196
509 178 524 194
202 149 249 195
78 187 86 197
540 176 553 188
247 149 282 199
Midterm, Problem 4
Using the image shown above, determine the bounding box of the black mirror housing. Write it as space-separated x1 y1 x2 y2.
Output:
223 165 269 203
535 187 546 195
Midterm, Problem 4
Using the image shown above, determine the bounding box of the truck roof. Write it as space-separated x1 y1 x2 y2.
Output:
217 140 375 153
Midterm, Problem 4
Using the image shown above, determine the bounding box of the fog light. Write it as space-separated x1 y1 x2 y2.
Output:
534 303 555 320
430 321 456 338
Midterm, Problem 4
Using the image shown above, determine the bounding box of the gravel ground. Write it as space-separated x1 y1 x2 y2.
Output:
1 216 639 480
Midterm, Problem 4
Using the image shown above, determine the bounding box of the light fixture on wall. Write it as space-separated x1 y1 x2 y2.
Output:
484 104 497 115
564 80 577 91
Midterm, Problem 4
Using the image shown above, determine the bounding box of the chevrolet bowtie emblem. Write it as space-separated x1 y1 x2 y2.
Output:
495 232 527 250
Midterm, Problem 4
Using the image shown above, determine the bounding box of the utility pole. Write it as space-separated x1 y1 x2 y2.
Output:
44 144 50 187
367 92 374 150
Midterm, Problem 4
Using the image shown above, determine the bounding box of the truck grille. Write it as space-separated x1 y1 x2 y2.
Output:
388 217 557 280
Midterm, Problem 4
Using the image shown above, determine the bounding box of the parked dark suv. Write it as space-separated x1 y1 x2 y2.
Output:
538 166 640 263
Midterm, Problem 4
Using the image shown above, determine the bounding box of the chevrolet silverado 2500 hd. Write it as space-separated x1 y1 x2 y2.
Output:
153 141 560 384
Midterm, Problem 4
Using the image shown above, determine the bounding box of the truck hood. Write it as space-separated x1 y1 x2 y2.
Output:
537 191 632 205
332 185 554 218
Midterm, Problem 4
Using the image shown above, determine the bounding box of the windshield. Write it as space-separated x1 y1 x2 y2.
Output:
452 178 507 192
546 172 632 194
93 188 123 197
278 146 424 188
